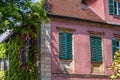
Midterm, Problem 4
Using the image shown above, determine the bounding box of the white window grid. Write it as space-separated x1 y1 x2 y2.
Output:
116 2 120 16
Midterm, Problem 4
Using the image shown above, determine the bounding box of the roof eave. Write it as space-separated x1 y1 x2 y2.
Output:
48 13 120 27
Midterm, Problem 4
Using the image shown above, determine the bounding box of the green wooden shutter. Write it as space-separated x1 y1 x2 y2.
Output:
66 33 72 59
59 32 66 59
59 32 72 60
108 0 115 14
112 38 118 59
90 36 102 62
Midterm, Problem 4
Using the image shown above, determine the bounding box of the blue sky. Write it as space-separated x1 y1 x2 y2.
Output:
31 0 40 3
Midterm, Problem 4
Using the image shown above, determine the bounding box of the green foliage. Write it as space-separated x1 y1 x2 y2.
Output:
2 35 39 80
0 71 4 80
0 0 48 33
108 50 120 80
0 43 7 58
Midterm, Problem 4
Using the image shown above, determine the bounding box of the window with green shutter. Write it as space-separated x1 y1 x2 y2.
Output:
112 38 119 59
108 0 120 16
90 36 102 62
59 32 72 60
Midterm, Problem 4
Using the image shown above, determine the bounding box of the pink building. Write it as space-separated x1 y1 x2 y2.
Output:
40 0 120 80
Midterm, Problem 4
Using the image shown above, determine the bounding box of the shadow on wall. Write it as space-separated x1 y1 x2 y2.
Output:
87 0 97 5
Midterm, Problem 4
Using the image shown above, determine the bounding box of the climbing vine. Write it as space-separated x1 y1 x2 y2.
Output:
0 32 39 80
0 42 7 58
0 23 40 80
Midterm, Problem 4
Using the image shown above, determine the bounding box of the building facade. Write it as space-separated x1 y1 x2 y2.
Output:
41 0 120 80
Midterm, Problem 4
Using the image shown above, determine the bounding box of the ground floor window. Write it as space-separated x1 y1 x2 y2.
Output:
112 38 120 59
0 59 9 71
90 36 104 75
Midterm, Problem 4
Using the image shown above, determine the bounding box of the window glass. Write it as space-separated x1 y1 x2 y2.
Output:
0 59 8 71
20 47 26 64
116 41 120 49
118 10 120 15
118 2 120 8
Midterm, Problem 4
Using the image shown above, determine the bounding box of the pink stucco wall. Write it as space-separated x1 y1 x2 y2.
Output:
50 18 120 80
52 76 108 80
88 0 105 20
89 0 120 24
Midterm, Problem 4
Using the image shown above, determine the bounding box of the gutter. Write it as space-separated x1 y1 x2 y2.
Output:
47 13 120 27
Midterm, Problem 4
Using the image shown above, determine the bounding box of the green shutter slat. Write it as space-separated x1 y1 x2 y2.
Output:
108 0 115 14
59 32 72 60
112 38 118 59
90 36 102 62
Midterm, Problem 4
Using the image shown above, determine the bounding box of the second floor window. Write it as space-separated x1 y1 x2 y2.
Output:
59 32 72 60
108 0 120 16
115 2 120 16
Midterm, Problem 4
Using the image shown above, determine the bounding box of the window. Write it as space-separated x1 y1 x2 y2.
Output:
20 47 26 64
59 32 72 60
90 36 104 75
20 37 32 64
90 36 102 63
115 2 120 16
0 59 8 71
26 37 31 62
108 0 120 16
112 38 120 59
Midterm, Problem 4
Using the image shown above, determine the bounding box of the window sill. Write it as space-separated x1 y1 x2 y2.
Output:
59 57 72 60
52 73 109 78
59 59 73 61
91 62 103 64
113 15 120 19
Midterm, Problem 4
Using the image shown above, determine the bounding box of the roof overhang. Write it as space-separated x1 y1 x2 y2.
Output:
48 13 120 27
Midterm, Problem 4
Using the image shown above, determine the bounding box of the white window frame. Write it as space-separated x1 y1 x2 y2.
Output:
116 41 120 50
116 2 120 16
0 59 8 71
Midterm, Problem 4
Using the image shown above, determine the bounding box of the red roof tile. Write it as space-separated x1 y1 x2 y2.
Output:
45 0 104 22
